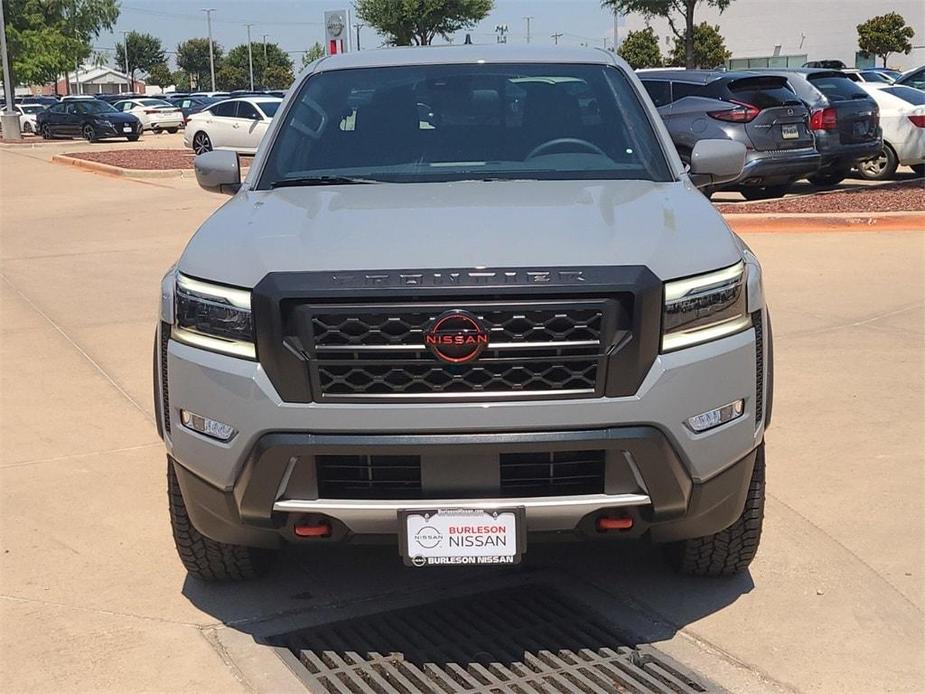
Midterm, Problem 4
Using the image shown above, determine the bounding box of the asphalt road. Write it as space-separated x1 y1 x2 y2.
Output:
1 144 922 693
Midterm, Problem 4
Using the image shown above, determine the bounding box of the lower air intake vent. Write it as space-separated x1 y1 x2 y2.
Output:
500 450 605 497
317 454 422 499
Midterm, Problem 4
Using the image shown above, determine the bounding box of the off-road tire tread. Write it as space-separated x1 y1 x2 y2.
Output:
665 445 765 577
167 459 271 581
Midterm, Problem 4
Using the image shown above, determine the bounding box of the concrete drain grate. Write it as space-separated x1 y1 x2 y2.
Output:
270 585 712 693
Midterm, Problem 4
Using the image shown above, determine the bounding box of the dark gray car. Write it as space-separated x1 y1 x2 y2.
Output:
640 70 819 199
750 69 881 186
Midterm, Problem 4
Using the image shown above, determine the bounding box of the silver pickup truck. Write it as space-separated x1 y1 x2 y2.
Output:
155 45 772 581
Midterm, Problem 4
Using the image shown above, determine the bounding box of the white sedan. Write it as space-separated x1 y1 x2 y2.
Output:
183 97 282 155
112 98 183 133
856 84 925 179
15 104 45 134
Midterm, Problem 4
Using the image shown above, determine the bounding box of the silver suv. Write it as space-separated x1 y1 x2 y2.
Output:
155 46 772 581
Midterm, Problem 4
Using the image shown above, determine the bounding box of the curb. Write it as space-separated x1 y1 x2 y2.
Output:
51 153 190 178
723 212 925 233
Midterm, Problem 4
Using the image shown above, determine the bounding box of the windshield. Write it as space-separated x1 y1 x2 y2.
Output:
860 71 893 83
259 63 671 188
20 105 45 113
75 101 117 114
258 101 280 117
882 86 925 106
807 73 869 102
139 98 171 107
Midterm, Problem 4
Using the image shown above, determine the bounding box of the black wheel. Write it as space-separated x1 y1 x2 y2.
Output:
806 168 849 187
167 127 178 134
910 164 924 177
127 135 140 142
857 144 898 180
41 124 52 140
664 444 765 577
192 131 212 154
167 458 274 581
82 124 96 142
22 121 33 134
740 184 791 201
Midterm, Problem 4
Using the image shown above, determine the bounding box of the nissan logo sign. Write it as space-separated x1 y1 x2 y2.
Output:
424 311 489 364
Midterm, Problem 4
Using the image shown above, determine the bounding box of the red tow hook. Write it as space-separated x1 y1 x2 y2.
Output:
293 522 331 538
596 516 633 532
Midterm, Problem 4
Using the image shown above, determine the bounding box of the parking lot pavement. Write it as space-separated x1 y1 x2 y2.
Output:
1 148 923 693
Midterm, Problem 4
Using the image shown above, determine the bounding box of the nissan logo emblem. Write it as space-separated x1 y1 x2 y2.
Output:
424 310 489 364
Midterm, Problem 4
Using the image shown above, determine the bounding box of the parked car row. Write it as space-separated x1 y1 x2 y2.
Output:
639 66 922 197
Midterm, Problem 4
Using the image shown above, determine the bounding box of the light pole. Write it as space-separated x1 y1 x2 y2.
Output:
262 34 269 86
121 31 130 93
245 24 255 90
523 16 533 44
354 22 364 51
202 8 216 91
0 0 21 140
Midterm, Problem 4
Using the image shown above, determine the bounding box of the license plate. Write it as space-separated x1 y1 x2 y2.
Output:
400 508 524 567
123 125 132 132
781 124 799 139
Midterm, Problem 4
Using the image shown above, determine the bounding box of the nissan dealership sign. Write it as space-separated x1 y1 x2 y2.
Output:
324 9 350 55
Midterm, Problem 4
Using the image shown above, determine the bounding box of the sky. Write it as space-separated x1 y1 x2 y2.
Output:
96 0 622 68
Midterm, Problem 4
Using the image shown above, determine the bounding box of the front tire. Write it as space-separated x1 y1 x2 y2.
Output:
127 135 140 142
192 131 213 154
22 121 33 134
663 444 765 577
740 184 790 201
167 458 274 582
857 145 898 180
41 124 52 140
167 127 178 134
82 124 96 142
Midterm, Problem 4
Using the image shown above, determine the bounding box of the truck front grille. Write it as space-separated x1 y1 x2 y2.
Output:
500 450 605 496
294 301 617 401
317 454 422 500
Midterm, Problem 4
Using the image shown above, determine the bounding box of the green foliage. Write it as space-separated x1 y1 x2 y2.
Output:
857 12 914 67
219 42 293 90
355 0 493 46
2 0 119 88
603 0 733 68
177 38 223 91
146 62 173 89
302 42 325 68
669 22 730 68
618 27 663 69
115 32 166 84
171 70 191 92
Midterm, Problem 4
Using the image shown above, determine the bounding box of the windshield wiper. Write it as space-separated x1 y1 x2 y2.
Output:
270 175 379 188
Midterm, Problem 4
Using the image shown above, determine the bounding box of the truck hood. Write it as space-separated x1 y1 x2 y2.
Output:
179 179 742 288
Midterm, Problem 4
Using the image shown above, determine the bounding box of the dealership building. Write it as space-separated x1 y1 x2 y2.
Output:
620 0 924 70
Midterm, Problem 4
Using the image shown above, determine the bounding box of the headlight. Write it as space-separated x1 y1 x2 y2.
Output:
173 274 255 358
662 261 750 352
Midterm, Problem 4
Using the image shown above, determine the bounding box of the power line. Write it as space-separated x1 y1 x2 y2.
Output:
120 4 322 27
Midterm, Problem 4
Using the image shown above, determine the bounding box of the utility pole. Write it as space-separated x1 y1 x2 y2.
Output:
121 31 131 92
202 8 216 91
495 24 508 44
354 22 364 51
551 32 563 46
612 9 620 52
245 24 255 90
0 0 21 140
523 16 533 44
262 34 269 85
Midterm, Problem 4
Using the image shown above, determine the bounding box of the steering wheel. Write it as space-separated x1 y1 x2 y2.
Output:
526 137 608 160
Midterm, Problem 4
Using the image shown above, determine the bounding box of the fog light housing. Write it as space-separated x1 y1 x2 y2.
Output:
686 400 744 433
180 410 236 441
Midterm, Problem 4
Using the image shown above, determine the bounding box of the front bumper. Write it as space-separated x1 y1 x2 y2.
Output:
95 121 141 138
171 429 760 549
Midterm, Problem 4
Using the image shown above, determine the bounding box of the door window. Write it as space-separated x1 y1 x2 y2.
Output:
235 101 261 120
641 80 671 107
211 101 237 117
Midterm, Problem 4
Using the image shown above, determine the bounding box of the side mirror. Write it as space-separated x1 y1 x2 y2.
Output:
687 139 747 188
194 150 241 194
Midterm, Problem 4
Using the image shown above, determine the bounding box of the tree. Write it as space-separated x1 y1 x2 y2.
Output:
603 0 733 69
302 42 325 68
220 41 293 90
618 27 663 69
2 0 119 90
669 22 730 68
171 70 191 92
355 0 493 46
177 38 223 90
146 62 173 91
857 12 914 67
116 32 166 86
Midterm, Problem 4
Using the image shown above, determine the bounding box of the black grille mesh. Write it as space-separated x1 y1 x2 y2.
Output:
500 450 605 497
753 311 763 427
160 322 171 435
317 455 422 499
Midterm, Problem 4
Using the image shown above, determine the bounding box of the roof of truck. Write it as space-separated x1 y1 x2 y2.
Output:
311 44 618 71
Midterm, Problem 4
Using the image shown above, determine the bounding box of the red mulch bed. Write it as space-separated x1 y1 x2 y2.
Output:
62 149 255 171
715 180 924 214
